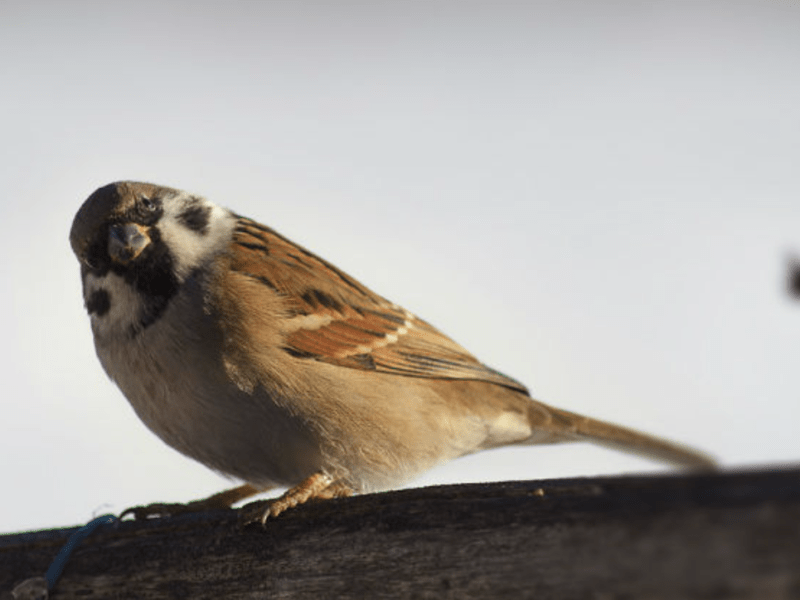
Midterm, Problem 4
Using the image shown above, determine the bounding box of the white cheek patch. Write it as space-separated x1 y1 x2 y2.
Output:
84 271 145 339
158 201 236 281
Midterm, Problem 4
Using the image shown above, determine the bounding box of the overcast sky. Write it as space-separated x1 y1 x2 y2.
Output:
1 1 799 534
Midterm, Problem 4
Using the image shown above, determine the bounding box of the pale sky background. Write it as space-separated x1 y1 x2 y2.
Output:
1 1 798 534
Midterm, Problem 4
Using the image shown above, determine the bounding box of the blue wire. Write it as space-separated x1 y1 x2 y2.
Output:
44 514 118 590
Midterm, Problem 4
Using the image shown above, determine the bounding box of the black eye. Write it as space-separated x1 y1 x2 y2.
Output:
134 196 162 224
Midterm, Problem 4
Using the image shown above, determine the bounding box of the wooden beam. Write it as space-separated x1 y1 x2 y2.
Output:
2 467 799 599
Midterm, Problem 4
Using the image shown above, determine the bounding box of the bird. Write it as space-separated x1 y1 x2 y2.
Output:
70 181 715 525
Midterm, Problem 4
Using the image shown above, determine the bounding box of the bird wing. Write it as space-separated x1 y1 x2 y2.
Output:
225 217 528 393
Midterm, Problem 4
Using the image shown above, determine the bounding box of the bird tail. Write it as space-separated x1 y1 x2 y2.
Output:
525 400 716 469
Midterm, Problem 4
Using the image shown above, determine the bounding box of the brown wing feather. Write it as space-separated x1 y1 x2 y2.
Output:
227 217 528 393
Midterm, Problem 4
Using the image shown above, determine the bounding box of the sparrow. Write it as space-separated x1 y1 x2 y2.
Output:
70 181 714 524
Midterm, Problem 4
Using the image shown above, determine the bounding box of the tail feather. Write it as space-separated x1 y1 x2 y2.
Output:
526 400 716 469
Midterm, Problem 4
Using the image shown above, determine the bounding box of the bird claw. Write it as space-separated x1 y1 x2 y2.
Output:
238 500 275 527
120 501 194 521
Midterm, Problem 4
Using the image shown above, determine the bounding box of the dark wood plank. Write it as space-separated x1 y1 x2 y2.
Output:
2 467 799 599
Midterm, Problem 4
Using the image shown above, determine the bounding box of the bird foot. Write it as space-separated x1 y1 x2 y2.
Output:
239 473 352 527
121 483 265 520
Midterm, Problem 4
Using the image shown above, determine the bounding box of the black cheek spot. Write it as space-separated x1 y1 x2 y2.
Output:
178 202 212 234
86 289 111 316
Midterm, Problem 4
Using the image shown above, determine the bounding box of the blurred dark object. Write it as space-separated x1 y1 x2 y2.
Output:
789 256 800 299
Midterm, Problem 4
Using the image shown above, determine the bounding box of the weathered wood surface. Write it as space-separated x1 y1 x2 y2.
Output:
2 467 799 599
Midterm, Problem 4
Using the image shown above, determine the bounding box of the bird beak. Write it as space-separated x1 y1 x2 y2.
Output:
108 223 151 264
